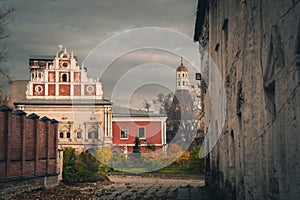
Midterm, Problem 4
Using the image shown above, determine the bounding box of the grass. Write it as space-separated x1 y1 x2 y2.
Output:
155 166 205 175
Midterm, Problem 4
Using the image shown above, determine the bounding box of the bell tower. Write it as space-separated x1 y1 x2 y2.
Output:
176 57 189 90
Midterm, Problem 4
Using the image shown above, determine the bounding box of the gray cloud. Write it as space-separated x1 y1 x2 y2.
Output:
3 0 198 107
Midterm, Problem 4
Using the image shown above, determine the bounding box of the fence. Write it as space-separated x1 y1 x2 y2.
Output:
0 105 59 198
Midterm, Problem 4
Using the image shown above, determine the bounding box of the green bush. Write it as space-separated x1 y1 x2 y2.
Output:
133 137 141 153
62 147 108 185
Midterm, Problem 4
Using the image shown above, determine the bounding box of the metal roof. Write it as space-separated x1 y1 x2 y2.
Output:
112 106 165 117
29 55 78 61
14 98 112 106
29 55 55 60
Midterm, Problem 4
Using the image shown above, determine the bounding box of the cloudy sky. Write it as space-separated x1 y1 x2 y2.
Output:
3 0 200 108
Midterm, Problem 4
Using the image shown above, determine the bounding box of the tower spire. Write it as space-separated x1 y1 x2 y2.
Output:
181 57 183 66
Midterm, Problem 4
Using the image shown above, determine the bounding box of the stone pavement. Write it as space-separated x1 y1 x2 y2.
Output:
77 175 206 200
10 174 220 199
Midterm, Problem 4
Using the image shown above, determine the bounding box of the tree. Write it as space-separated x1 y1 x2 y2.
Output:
0 4 14 105
94 146 113 166
175 151 190 168
152 93 173 115
151 91 201 144
166 143 183 161
142 99 151 112
0 92 8 105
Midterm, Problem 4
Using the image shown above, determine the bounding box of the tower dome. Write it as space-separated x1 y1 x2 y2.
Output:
176 65 188 72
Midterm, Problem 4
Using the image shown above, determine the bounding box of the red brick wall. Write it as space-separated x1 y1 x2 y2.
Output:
59 85 70 96
0 111 6 178
24 118 35 160
11 114 21 160
48 84 55 96
74 85 81 96
48 72 55 82
0 112 6 160
0 108 58 180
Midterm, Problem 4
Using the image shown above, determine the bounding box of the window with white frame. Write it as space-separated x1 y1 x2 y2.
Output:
120 127 128 139
138 127 145 139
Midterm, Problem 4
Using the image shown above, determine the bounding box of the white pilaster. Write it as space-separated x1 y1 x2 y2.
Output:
70 83 74 96
104 107 107 137
81 83 85 96
45 84 48 96
45 70 48 82
70 71 74 82
108 108 112 138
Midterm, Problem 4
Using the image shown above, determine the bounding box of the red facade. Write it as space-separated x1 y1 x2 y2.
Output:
59 85 70 96
112 121 163 153
48 84 55 96
48 72 55 82
73 85 81 96
84 84 96 95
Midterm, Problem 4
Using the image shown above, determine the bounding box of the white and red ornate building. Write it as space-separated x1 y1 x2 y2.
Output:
26 45 103 99
14 45 167 153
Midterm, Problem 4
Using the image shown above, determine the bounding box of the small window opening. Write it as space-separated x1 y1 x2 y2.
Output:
62 74 67 82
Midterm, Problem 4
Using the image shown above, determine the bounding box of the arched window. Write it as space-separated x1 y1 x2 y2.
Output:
60 132 64 138
77 132 81 139
67 132 71 138
88 131 93 139
62 74 67 82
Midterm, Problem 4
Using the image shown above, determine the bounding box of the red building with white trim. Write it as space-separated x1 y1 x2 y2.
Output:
112 106 167 153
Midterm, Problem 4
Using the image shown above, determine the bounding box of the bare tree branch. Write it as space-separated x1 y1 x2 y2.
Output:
0 4 14 79
0 3 14 105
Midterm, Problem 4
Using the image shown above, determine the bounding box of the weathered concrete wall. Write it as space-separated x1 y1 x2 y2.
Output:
195 0 300 199
8 80 28 108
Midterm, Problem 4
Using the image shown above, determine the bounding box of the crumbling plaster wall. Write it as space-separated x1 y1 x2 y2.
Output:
201 0 300 199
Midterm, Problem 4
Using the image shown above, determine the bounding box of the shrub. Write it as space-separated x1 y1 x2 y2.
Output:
146 143 156 151
94 147 113 166
133 137 141 153
62 147 108 185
